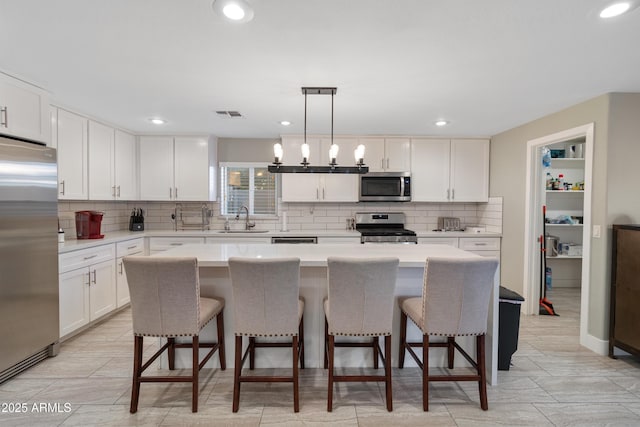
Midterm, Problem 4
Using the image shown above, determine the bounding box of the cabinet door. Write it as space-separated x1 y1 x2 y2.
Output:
410 138 450 202
321 174 359 201
89 259 116 320
57 109 88 200
385 138 411 171
114 130 137 200
174 136 210 201
450 139 489 202
139 136 174 200
59 268 90 337
88 120 115 200
358 137 385 172
49 106 57 149
0 73 49 143
116 257 130 308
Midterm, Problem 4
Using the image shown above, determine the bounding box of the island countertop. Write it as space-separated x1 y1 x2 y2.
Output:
156 242 481 266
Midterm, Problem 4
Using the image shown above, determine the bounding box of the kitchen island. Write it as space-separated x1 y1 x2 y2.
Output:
156 243 500 384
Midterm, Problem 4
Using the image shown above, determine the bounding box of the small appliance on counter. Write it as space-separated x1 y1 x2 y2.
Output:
75 210 104 239
129 208 144 231
436 217 463 232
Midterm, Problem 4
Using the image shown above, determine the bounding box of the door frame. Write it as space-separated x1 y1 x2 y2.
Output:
522 123 594 347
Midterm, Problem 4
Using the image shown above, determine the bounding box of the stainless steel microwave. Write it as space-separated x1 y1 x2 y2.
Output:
359 172 411 202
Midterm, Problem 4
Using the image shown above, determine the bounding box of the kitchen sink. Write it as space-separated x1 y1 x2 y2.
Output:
216 230 269 233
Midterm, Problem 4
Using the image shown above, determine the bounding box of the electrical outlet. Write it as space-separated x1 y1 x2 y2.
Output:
593 225 601 238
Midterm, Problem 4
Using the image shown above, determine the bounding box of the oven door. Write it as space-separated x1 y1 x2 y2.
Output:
359 173 411 202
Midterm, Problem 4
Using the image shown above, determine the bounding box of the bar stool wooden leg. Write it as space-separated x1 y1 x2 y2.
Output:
293 335 300 412
327 334 335 412
324 318 329 369
249 337 256 370
447 336 455 369
398 311 407 369
385 335 393 412
422 334 429 412
192 335 199 412
168 337 176 370
477 334 488 410
373 336 379 369
217 311 226 370
130 336 143 414
233 336 242 413
299 316 305 369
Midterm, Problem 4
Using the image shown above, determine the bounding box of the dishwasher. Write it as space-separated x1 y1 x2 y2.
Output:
271 236 318 244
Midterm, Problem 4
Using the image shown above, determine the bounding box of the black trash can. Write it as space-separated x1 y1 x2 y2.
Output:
498 286 525 370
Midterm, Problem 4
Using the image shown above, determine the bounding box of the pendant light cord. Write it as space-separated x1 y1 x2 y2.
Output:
304 91 307 145
331 91 334 146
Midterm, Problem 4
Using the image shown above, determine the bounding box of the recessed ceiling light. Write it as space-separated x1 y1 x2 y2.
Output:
435 120 448 127
600 2 632 18
212 0 254 23
280 121 291 126
149 118 165 125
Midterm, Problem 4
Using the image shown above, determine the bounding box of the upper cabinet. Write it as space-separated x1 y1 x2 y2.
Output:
358 137 411 172
88 120 137 200
139 136 212 201
411 138 489 202
56 108 88 200
280 136 359 202
0 72 50 144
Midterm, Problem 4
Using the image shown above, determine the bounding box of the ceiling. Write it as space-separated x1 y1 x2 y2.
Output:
1 0 639 139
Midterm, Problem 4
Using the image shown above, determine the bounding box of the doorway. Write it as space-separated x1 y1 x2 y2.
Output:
522 123 594 349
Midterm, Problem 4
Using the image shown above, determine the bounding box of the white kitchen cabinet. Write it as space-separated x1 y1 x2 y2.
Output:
115 238 145 308
280 136 359 202
205 236 271 244
59 244 116 338
88 120 115 199
148 237 205 254
418 237 459 247
411 138 489 202
56 108 88 200
358 137 411 172
139 136 211 201
317 236 361 244
88 121 137 200
0 72 50 144
49 106 57 148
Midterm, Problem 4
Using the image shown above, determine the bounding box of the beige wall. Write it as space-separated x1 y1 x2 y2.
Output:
490 94 610 340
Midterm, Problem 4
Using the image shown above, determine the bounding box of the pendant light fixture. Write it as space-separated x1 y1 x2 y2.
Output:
268 87 368 174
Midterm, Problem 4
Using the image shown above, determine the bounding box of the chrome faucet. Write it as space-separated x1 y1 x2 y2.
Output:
235 205 255 230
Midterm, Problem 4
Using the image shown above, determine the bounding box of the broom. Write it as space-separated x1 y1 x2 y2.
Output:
540 205 558 315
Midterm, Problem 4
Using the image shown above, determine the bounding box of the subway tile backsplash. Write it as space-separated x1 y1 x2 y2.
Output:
58 197 503 238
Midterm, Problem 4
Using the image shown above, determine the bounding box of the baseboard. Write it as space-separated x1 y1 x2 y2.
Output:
581 333 608 356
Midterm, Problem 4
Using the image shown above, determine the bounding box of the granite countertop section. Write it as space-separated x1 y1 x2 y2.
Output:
58 229 501 254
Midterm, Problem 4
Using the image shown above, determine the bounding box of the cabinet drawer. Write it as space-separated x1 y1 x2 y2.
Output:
149 237 205 252
59 244 115 273
116 238 145 257
459 237 500 251
317 237 360 244
418 237 459 247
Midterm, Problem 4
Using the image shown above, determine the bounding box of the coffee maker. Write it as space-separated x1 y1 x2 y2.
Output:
75 211 104 239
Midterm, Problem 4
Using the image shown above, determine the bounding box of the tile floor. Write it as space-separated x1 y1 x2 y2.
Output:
2 288 640 426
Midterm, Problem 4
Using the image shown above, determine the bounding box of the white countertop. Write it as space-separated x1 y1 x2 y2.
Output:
58 229 500 254
155 242 480 268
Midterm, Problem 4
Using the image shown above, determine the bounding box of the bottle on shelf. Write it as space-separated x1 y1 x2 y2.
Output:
557 174 564 191
546 173 553 190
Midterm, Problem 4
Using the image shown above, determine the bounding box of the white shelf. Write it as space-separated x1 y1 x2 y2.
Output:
545 223 583 227
546 190 584 193
547 255 582 260
551 158 585 162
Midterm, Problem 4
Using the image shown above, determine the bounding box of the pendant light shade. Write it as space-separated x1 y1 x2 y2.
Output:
268 87 368 174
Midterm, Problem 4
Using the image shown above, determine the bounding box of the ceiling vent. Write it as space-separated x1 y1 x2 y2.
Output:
215 110 244 118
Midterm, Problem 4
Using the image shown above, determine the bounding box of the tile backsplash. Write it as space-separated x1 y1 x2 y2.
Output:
58 197 502 238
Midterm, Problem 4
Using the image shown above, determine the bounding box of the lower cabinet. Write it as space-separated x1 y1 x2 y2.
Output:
148 237 205 254
115 238 145 308
59 244 116 338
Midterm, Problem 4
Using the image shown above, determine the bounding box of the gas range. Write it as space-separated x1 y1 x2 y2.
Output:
355 212 417 244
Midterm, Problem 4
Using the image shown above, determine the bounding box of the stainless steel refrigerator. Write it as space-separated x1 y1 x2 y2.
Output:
0 136 59 383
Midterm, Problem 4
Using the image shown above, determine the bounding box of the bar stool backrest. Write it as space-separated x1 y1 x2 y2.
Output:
422 257 498 337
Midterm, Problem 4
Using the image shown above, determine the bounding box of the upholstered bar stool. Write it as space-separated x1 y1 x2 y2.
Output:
324 257 399 412
122 256 226 413
398 257 498 411
228 257 304 413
